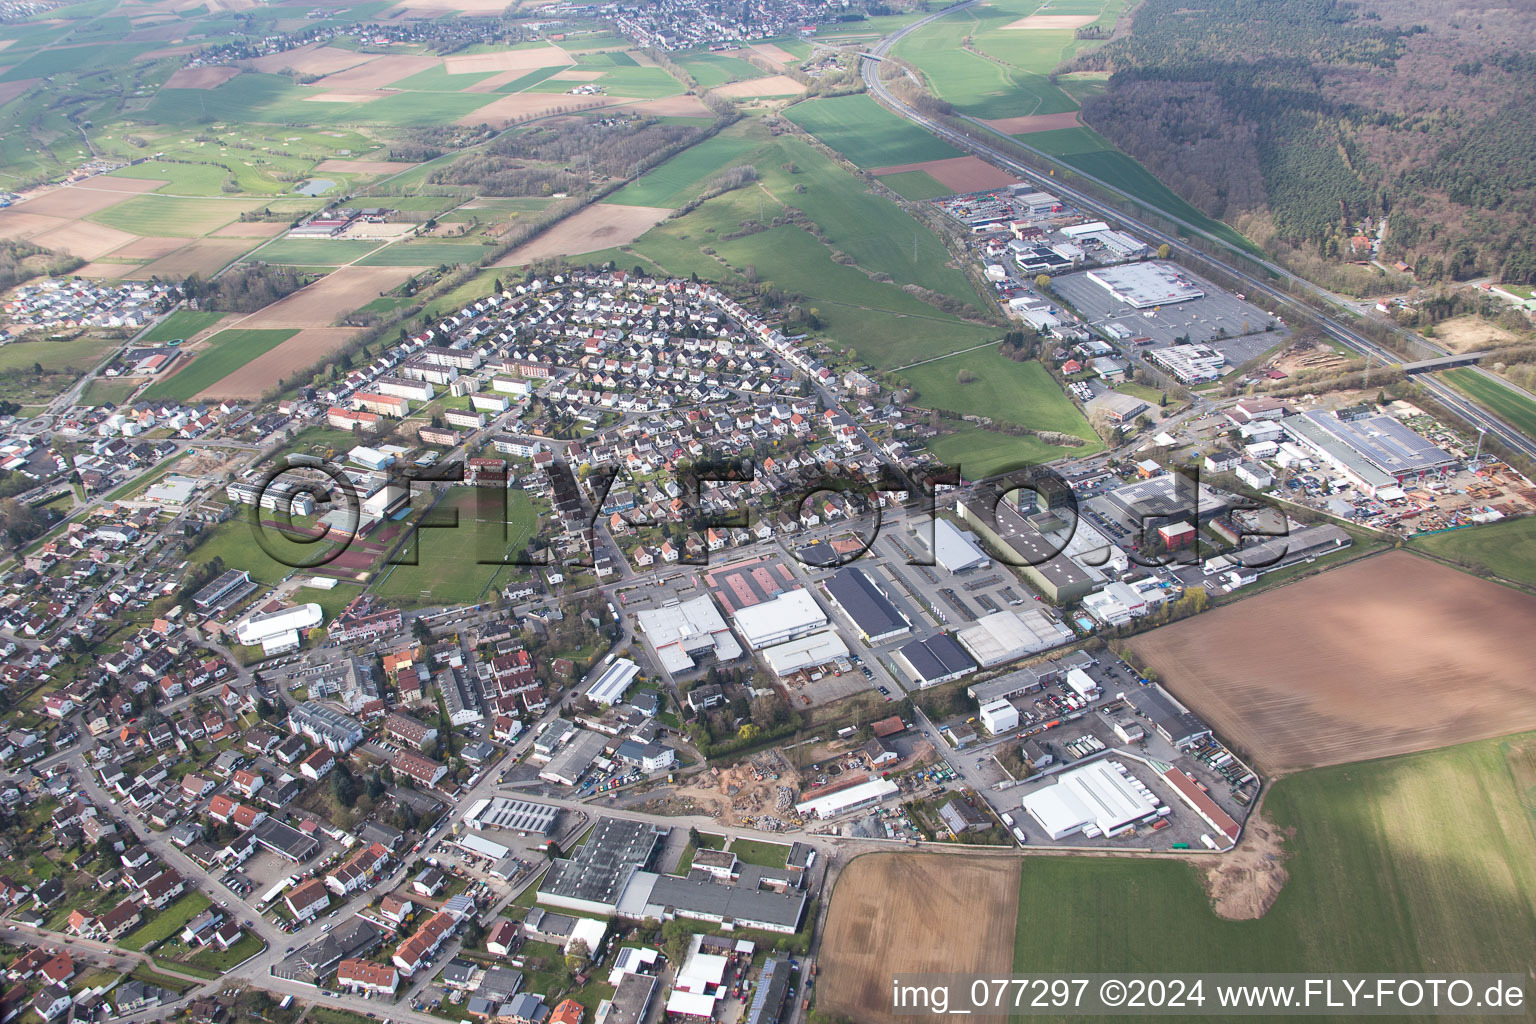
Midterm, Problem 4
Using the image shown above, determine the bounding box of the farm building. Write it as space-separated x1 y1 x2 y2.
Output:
822 568 910 643
635 596 742 674
1020 760 1161 840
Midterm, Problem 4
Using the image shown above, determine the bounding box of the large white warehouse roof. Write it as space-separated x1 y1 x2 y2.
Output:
1021 760 1159 840
635 596 742 674
236 603 323 646
760 630 849 677
585 658 641 706
731 589 827 650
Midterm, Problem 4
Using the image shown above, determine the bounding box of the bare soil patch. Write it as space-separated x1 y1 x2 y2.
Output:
0 211 71 241
1433 314 1521 354
443 45 572 75
871 154 1017 192
311 53 437 89
457 91 609 127
163 65 239 88
196 326 356 399
463 69 527 92
494 202 669 264
549 69 605 81
1001 13 1097 29
984 110 1082 134
304 89 389 103
1126 551 1536 774
21 177 167 218
111 236 187 259
613 94 713 118
72 261 139 278
748 42 797 67
247 43 372 76
125 238 256 279
1201 801 1289 920
234 265 417 328
709 74 805 98
314 158 418 176
31 222 139 260
820 854 1020 1022
0 78 37 106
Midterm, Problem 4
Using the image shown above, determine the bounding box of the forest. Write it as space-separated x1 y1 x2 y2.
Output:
1074 0 1536 285
0 239 80 292
429 118 705 197
178 265 311 313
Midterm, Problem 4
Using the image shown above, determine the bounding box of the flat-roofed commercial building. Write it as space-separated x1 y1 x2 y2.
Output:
1020 760 1160 840
893 634 976 688
1287 409 1455 496
464 797 559 835
822 568 910 643
758 630 849 677
635 596 742 675
731 589 828 650
537 817 668 916
956 499 1100 604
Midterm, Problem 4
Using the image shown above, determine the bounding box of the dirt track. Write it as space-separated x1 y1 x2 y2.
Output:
1127 551 1536 773
819 853 1019 1022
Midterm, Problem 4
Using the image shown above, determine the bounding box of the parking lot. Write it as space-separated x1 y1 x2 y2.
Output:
1051 268 1283 349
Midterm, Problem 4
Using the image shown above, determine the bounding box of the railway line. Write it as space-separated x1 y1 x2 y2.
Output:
858 8 1536 461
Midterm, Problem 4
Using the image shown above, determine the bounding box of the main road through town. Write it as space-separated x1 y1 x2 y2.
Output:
857 7 1536 462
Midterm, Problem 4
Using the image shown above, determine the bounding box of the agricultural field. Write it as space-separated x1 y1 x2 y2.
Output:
1127 551 1536 773
0 334 121 375
1413 516 1536 589
1441 368 1536 441
925 422 1093 480
675 51 767 89
897 346 1099 441
142 329 296 402
818 854 1020 1022
785 94 961 169
90 197 263 237
243 238 383 267
370 487 539 606
1006 731 1536 1024
139 310 224 345
876 169 960 201
609 124 766 208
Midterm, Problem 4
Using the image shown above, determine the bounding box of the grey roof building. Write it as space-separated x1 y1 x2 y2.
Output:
822 568 910 643
893 633 976 688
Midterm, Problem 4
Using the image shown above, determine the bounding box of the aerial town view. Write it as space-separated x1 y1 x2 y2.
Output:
2 0 1536 1020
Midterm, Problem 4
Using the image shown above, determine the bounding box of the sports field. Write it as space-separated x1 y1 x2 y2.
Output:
1441 367 1536 440
370 487 539 606
898 347 1099 442
142 329 296 402
785 94 961 168
1414 515 1536 588
1128 551 1536 773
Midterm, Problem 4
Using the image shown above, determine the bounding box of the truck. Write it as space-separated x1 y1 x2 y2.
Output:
1001 812 1015 827
1011 827 1029 845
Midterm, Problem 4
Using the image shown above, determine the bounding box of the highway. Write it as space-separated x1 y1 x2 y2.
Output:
857 8 1536 462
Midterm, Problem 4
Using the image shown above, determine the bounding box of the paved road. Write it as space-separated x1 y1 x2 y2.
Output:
858 13 1536 463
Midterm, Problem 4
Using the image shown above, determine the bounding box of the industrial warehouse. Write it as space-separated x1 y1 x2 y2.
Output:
635 596 743 674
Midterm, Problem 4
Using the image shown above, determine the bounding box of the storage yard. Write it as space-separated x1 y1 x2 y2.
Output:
1128 551 1536 772
818 854 1019 1022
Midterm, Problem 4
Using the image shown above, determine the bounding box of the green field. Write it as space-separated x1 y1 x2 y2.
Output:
370 487 539 606
0 334 120 374
785 94 962 169
90 195 257 236
1012 732 1536 1023
728 838 789 869
191 511 337 587
80 376 140 407
119 891 212 951
877 169 956 201
245 238 382 266
142 328 296 401
899 347 1098 440
927 422 1096 479
610 123 764 207
355 240 489 267
140 309 224 344
1442 367 1536 441
675 52 767 89
1414 516 1536 588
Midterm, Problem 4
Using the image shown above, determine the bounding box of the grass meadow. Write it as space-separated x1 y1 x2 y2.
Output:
1414 516 1536 589
785 94 961 168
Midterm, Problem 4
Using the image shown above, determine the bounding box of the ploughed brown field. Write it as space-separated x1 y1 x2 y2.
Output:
1127 551 1536 773
818 854 1019 1023
871 155 1018 192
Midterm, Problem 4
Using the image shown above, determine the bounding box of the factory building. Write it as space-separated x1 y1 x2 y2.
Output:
978 698 1019 735
1121 684 1212 750
892 634 976 688
955 608 1075 667
913 519 992 574
1021 760 1162 840
635 596 742 674
585 659 641 706
821 568 910 644
759 630 849 678
730 589 828 650
956 499 1101 604
1286 409 1456 496
794 778 900 820
1086 262 1204 308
